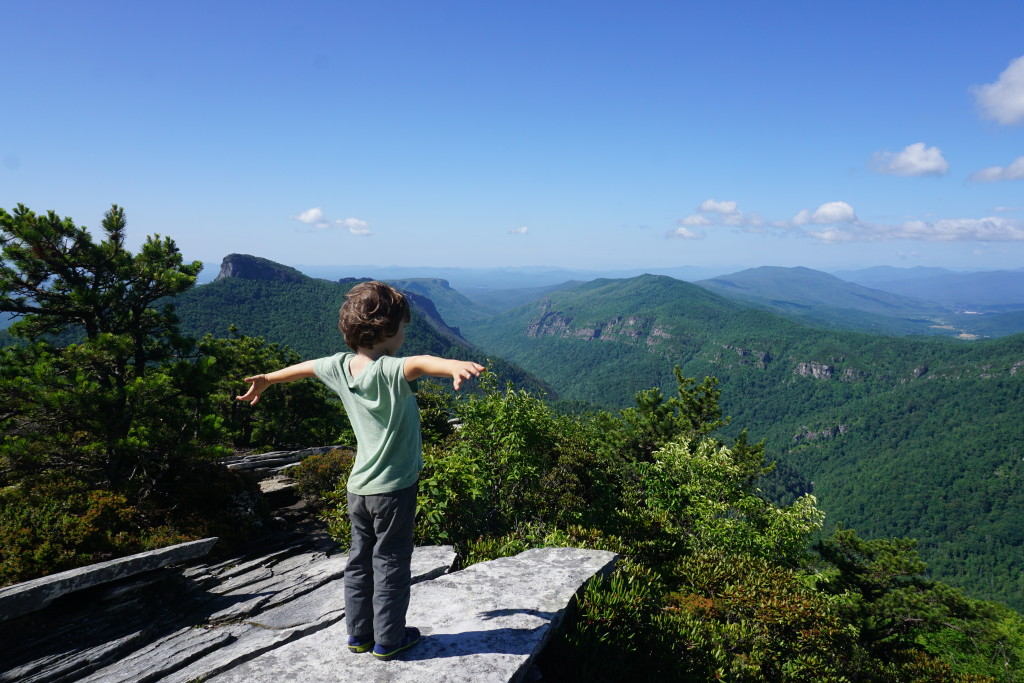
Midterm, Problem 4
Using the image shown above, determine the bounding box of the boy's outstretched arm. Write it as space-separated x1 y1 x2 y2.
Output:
236 360 317 405
404 356 485 391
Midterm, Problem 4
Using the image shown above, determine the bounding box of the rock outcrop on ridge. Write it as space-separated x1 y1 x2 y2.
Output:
215 254 308 283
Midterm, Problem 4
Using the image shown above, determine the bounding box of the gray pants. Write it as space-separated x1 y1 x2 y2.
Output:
345 481 417 647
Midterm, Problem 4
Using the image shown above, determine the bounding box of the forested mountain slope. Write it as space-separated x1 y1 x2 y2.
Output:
462 274 1024 608
173 255 552 396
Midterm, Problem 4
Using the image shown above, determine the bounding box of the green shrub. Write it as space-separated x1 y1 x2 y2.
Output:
0 478 168 585
291 448 356 512
415 443 487 548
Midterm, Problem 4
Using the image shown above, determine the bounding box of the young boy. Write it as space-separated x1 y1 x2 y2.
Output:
236 281 484 660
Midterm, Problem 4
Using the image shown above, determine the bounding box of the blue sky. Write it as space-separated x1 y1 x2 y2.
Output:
3 1 1024 274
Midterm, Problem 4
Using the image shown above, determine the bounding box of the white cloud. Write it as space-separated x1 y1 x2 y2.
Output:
682 198 761 229
972 55 1024 125
813 201 857 224
994 206 1020 212
791 203 856 226
679 214 713 227
698 199 738 214
872 142 949 176
791 209 812 226
292 207 371 234
336 218 372 236
293 207 328 228
969 156 1024 182
668 227 702 240
508 226 529 235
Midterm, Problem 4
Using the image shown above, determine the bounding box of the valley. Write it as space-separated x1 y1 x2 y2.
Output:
161 256 1024 610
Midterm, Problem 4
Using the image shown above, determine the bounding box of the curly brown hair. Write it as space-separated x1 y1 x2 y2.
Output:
338 281 410 350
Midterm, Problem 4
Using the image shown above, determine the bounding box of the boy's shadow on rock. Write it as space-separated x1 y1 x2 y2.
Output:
402 608 556 660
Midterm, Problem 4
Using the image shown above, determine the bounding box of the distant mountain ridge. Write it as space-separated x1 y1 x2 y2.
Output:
695 265 1024 337
831 265 956 283
849 269 1024 309
696 266 957 336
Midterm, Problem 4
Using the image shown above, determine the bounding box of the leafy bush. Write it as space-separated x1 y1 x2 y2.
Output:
1 479 147 584
198 330 353 449
291 448 356 512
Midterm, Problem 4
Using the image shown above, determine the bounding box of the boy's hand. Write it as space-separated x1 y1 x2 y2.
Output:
235 362 316 405
404 356 485 390
236 375 271 405
449 361 485 391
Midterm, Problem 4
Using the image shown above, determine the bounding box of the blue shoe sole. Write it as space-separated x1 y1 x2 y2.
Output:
373 628 420 660
348 637 373 653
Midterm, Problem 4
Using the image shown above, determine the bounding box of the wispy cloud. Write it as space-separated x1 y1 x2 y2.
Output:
675 196 1024 244
678 214 713 227
807 216 1024 243
871 142 949 176
677 198 761 231
336 218 372 236
508 225 529 235
971 55 1024 125
291 207 372 235
969 156 1024 182
667 226 701 240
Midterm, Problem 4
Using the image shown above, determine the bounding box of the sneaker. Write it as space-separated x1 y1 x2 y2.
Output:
347 634 374 653
372 627 420 661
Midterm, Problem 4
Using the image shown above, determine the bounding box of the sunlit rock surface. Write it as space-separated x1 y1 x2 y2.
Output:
209 547 617 683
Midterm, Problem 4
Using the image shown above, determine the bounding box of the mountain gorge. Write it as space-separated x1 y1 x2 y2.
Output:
157 257 1024 609
460 273 1024 608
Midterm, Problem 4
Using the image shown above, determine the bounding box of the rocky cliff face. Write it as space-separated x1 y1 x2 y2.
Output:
525 310 661 344
216 254 308 284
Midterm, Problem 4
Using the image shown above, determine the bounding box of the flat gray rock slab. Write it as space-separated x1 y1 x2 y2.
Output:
209 547 617 683
0 538 218 621
80 544 456 683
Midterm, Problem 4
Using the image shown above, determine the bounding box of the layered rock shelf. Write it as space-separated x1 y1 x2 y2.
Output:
1 535 615 683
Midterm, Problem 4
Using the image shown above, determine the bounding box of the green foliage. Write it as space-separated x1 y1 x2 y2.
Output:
197 329 352 449
817 527 982 654
0 462 267 585
594 369 727 461
291 448 356 512
638 436 824 564
461 273 1024 609
411 373 621 551
919 599 1024 682
415 380 456 445
415 442 486 547
0 478 159 584
333 367 1015 680
0 204 200 367
0 205 269 584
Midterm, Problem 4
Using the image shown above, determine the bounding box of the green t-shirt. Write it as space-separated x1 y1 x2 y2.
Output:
313 352 422 495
